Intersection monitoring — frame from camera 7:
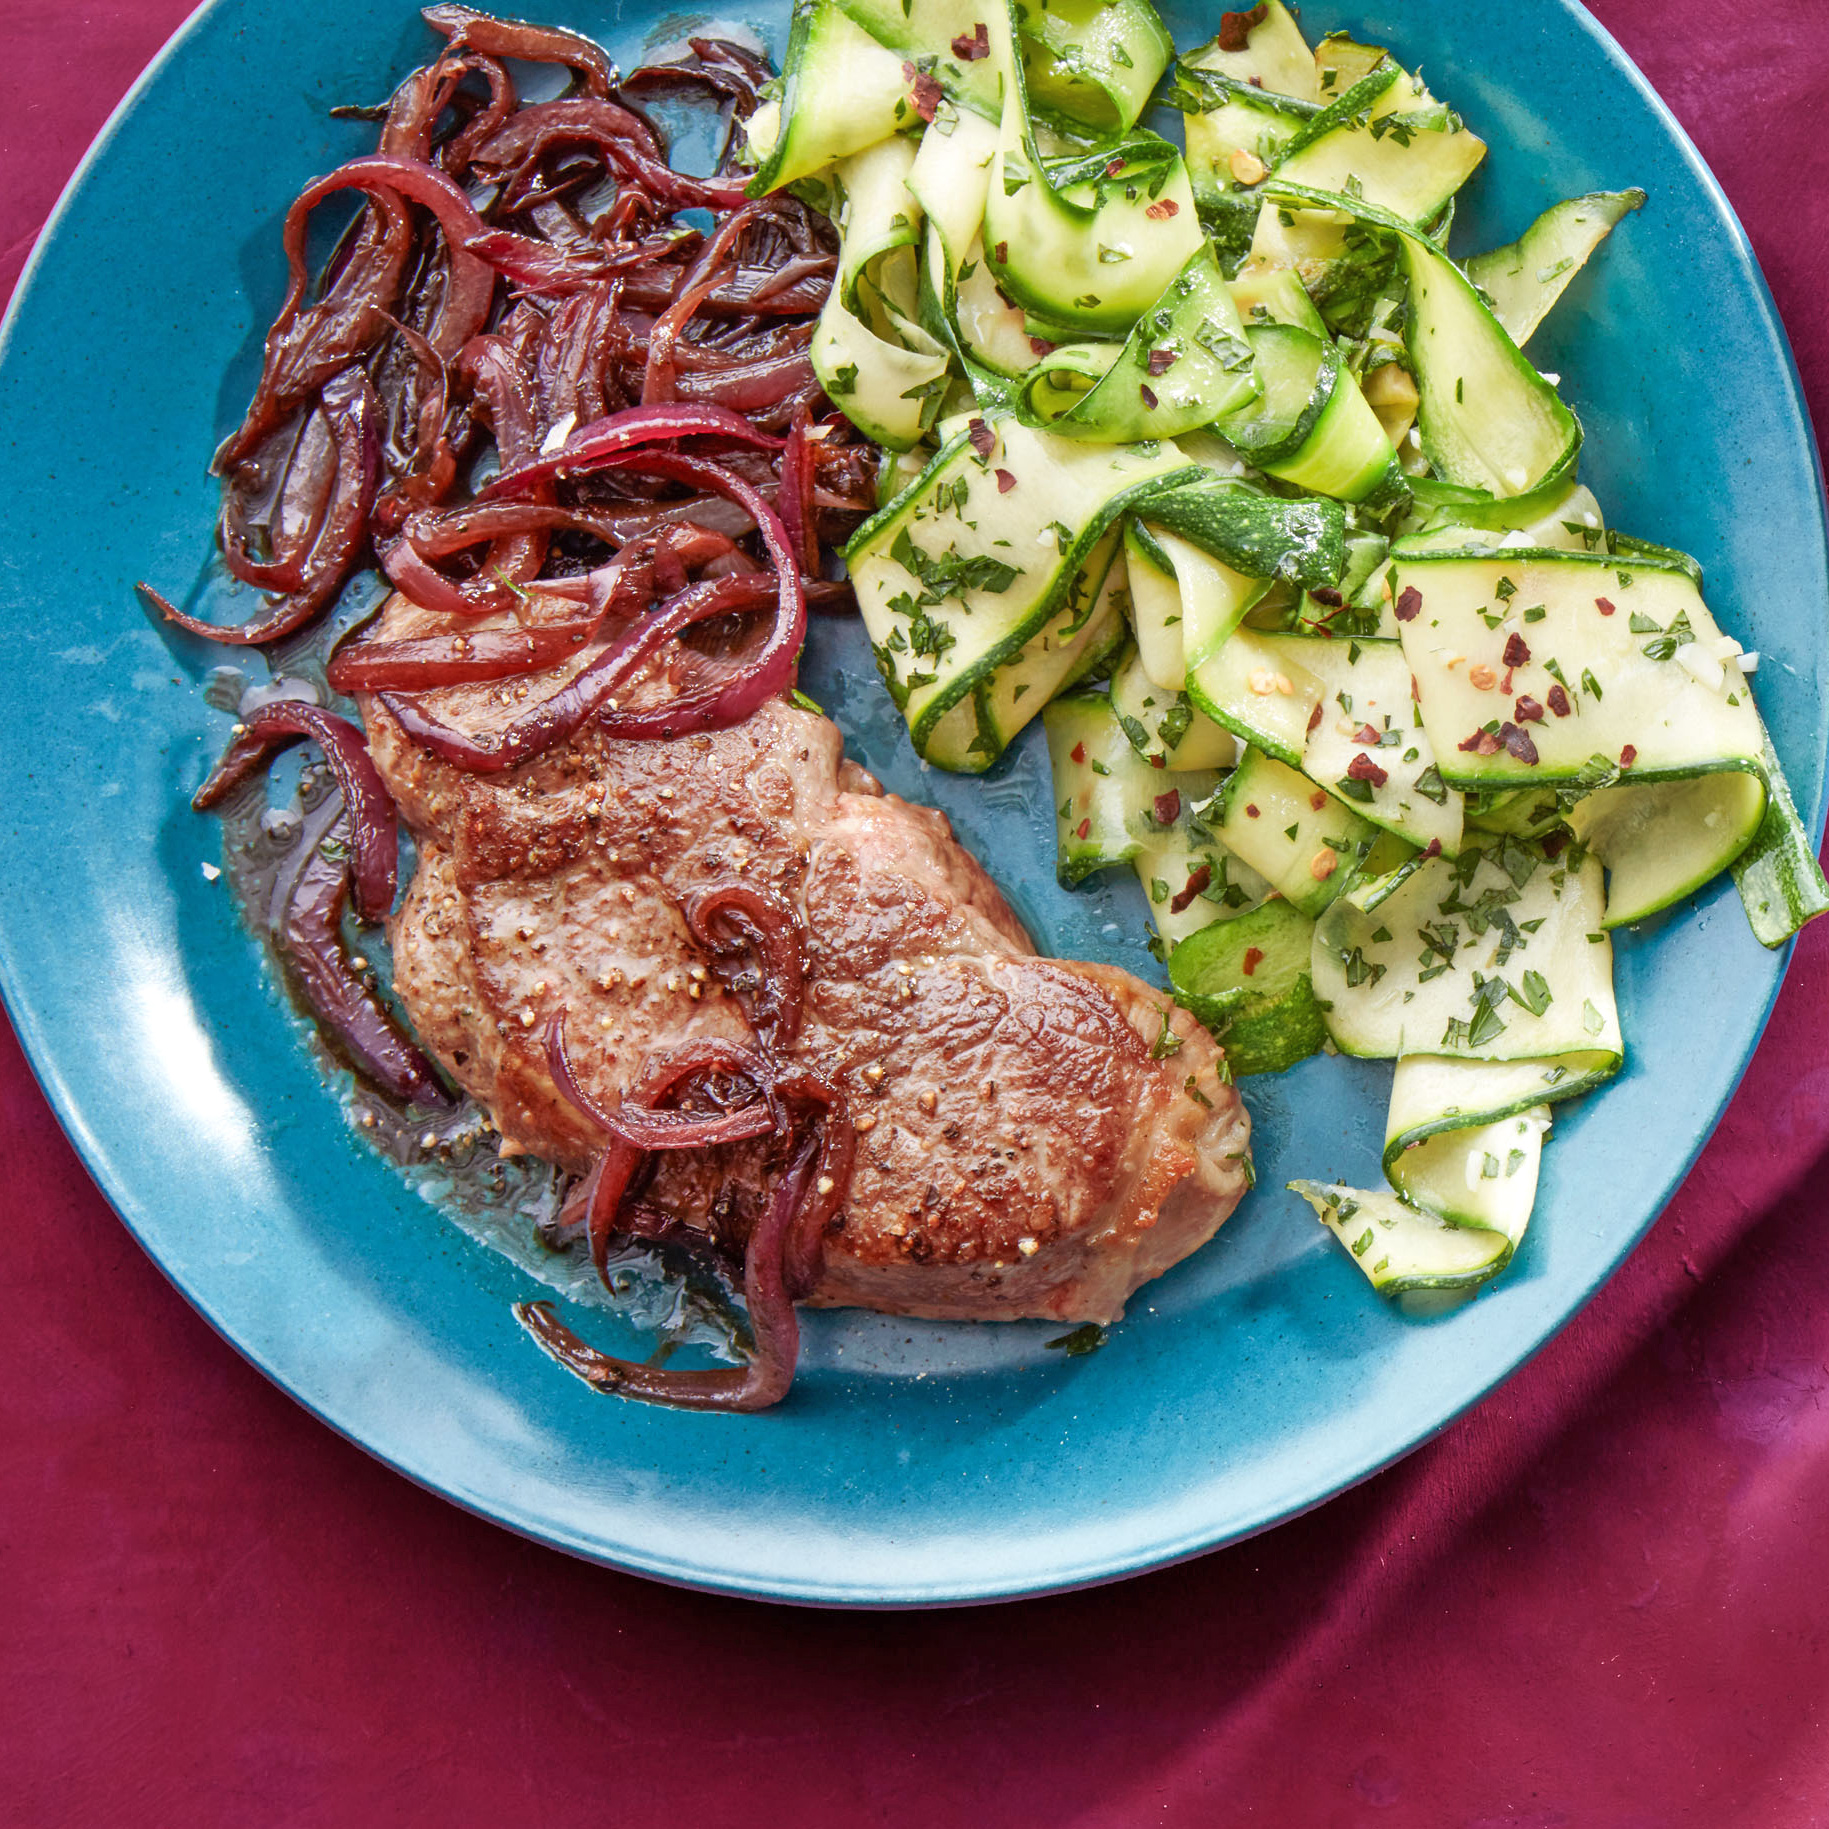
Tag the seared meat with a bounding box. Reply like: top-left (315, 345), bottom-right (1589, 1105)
top-left (363, 590), bottom-right (1250, 1323)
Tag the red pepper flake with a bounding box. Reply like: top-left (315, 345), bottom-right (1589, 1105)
top-left (1169, 864), bottom-right (1212, 915)
top-left (966, 417), bottom-right (995, 458)
top-left (1422, 838), bottom-right (1443, 859)
top-left (1241, 946), bottom-right (1265, 977)
top-left (950, 22), bottom-right (990, 60)
top-left (1311, 586), bottom-right (1344, 608)
top-left (1620, 744), bottom-right (1638, 767)
top-left (1500, 721), bottom-right (1540, 765)
top-left (1346, 752), bottom-right (1389, 788)
top-left (1150, 755), bottom-right (1167, 769)
top-left (1154, 789), bottom-right (1181, 826)
top-left (1070, 741), bottom-right (1086, 764)
top-left (1352, 723), bottom-right (1381, 745)
top-left (1500, 667), bottom-right (1515, 696)
top-left (1309, 790), bottom-right (1328, 811)
top-left (1502, 632), bottom-right (1531, 668)
top-left (1139, 383), bottom-right (1159, 411)
top-left (1545, 682), bottom-right (1571, 718)
top-left (995, 468), bottom-right (1016, 494)
top-left (1458, 729), bottom-right (1503, 756)
top-left (993, 241), bottom-right (1008, 264)
top-left (902, 63), bottom-right (944, 122)
top-left (1596, 596), bottom-right (1616, 617)
top-left (1306, 702), bottom-right (1324, 735)
top-left (1144, 198), bottom-right (1180, 221)
top-left (1146, 348), bottom-right (1179, 377)
top-left (1541, 829), bottom-right (1568, 859)
top-left (1029, 335), bottom-right (1056, 357)
top-left (1245, 803), bottom-right (1260, 818)
top-left (1106, 157), bottom-right (1127, 177)
top-left (1075, 818), bottom-right (1091, 840)
top-left (1514, 695), bottom-right (1545, 723)
top-left (1216, 3), bottom-right (1268, 51)
top-left (1395, 585), bottom-right (1423, 623)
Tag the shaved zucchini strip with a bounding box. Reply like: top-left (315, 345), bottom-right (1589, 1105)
top-left (1187, 629), bottom-right (1324, 765)
top-left (835, 0), bottom-right (1004, 119)
top-left (1386, 1051), bottom-right (1617, 1145)
top-left (1182, 0), bottom-right (1318, 102)
top-left (921, 530), bottom-right (1131, 770)
top-left (1020, 247), bottom-right (1260, 443)
top-left (1214, 323), bottom-right (1406, 509)
top-left (744, 4), bottom-right (913, 196)
top-left (1388, 1106), bottom-right (1548, 1245)
top-left (1292, 1181), bottom-right (1511, 1295)
top-left (850, 414), bottom-right (1194, 765)
top-left (1267, 180), bottom-right (1581, 497)
top-left (1171, 895), bottom-right (1328, 1077)
top-left (1731, 724), bottom-right (1829, 948)
top-left (1108, 639), bottom-right (1236, 770)
top-left (907, 110), bottom-right (999, 278)
top-left (1385, 1055), bottom-right (1574, 1240)
top-left (1125, 520), bottom-right (1267, 686)
top-left (1043, 689), bottom-right (1219, 882)
top-left (1272, 60), bottom-right (1485, 230)
top-left (1205, 746), bottom-right (1380, 918)
top-left (1312, 841), bottom-right (1621, 1063)
top-left (1017, 0), bottom-right (1174, 137)
top-left (1567, 769), bottom-right (1767, 928)
top-left (1132, 467), bottom-right (1346, 589)
top-left (811, 141), bottom-right (952, 449)
top-left (1466, 190), bottom-right (1646, 348)
top-left (1295, 636), bottom-right (1462, 856)
top-left (1390, 548), bottom-right (1764, 790)
top-left (981, 2), bottom-right (1202, 338)
top-left (1133, 797), bottom-right (1256, 951)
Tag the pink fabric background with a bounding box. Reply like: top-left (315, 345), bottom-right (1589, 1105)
top-left (4, 2), bottom-right (1829, 1822)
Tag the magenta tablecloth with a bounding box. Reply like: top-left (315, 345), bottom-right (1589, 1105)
top-left (5, 3), bottom-right (1829, 1822)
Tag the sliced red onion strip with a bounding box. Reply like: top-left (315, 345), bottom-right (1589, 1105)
top-left (771, 1070), bottom-right (853, 1300)
top-left (191, 702), bottom-right (399, 923)
top-left (149, 367), bottom-right (379, 646)
top-left (278, 842), bottom-right (450, 1108)
top-left (327, 617), bottom-right (604, 691)
top-left (469, 96), bottom-right (669, 182)
top-left (585, 449), bottom-right (806, 731)
top-left (673, 350), bottom-right (817, 412)
top-left (479, 401), bottom-right (782, 500)
top-left (544, 1015), bottom-right (778, 1152)
top-left (378, 572), bottom-right (777, 769)
top-left (776, 406), bottom-right (816, 576)
top-left (642, 202), bottom-right (766, 404)
top-left (423, 4), bottom-right (632, 115)
top-left (683, 881), bottom-right (807, 1054)
top-left (514, 1127), bottom-right (816, 1411)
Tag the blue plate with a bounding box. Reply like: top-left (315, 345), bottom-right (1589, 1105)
top-left (0, 0), bottom-right (1822, 1606)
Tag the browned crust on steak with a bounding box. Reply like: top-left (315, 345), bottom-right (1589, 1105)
top-left (361, 591), bottom-right (1249, 1323)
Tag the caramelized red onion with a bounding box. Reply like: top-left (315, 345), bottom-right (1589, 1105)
top-left (683, 882), bottom-right (807, 1053)
top-left (515, 1126), bottom-right (815, 1411)
top-left (544, 1017), bottom-right (779, 1155)
top-left (378, 570), bottom-right (778, 767)
top-left (148, 367), bottom-right (380, 645)
top-left (277, 835), bottom-right (451, 1108)
top-left (328, 617), bottom-right (602, 691)
top-left (423, 2), bottom-right (630, 109)
top-left (479, 401), bottom-right (782, 499)
top-left (526, 868), bottom-right (848, 1410)
top-left (191, 702), bottom-right (400, 923)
